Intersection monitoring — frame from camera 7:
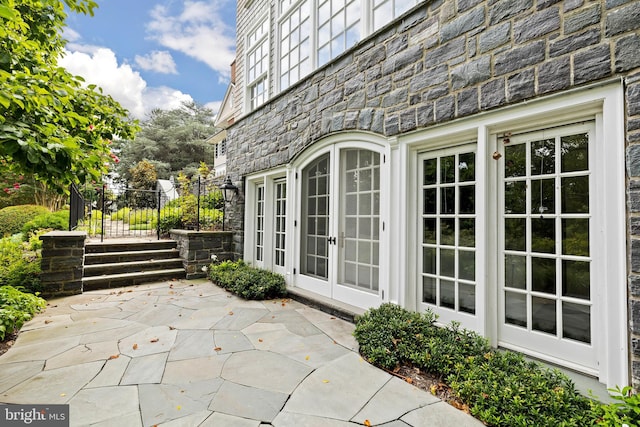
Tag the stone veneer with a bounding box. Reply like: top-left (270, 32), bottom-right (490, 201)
top-left (227, 0), bottom-right (640, 384)
top-left (170, 230), bottom-right (235, 279)
top-left (39, 231), bottom-right (86, 298)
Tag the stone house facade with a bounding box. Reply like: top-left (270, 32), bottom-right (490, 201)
top-left (222, 0), bottom-right (640, 389)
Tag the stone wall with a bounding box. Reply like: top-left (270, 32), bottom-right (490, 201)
top-left (227, 0), bottom-right (640, 385)
top-left (228, 0), bottom-right (640, 179)
top-left (170, 230), bottom-right (235, 279)
top-left (39, 231), bottom-right (86, 298)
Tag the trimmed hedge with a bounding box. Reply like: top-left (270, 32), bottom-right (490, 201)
top-left (354, 303), bottom-right (602, 426)
top-left (0, 205), bottom-right (50, 237)
top-left (208, 260), bottom-right (286, 300)
top-left (21, 210), bottom-right (69, 237)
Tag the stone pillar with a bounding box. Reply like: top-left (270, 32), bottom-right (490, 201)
top-left (39, 231), bottom-right (86, 298)
top-left (169, 230), bottom-right (234, 279)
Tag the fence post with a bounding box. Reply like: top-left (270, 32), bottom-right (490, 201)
top-left (197, 175), bottom-right (201, 232)
top-left (157, 189), bottom-right (161, 240)
top-left (101, 184), bottom-right (105, 243)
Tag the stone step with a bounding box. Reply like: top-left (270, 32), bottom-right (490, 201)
top-left (82, 269), bottom-right (186, 291)
top-left (83, 259), bottom-right (184, 277)
top-left (84, 249), bottom-right (180, 265)
top-left (85, 240), bottom-right (177, 254)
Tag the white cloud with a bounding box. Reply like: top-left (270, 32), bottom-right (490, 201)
top-left (204, 101), bottom-right (222, 117)
top-left (147, 1), bottom-right (235, 83)
top-left (134, 50), bottom-right (178, 74)
top-left (59, 47), bottom-right (193, 119)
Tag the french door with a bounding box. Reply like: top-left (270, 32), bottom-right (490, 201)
top-left (297, 146), bottom-right (383, 309)
top-left (417, 145), bottom-right (479, 330)
top-left (498, 122), bottom-right (596, 373)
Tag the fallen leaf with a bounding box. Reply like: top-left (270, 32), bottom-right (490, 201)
top-left (305, 356), bottom-right (310, 360)
top-left (214, 347), bottom-right (222, 352)
top-left (364, 420), bottom-right (372, 427)
top-left (405, 377), bottom-right (413, 384)
top-left (228, 311), bottom-right (234, 315)
top-left (44, 320), bottom-right (52, 324)
top-left (150, 338), bottom-right (159, 343)
top-left (176, 405), bottom-right (181, 410)
top-left (108, 354), bottom-right (120, 360)
top-left (169, 326), bottom-right (176, 330)
top-left (60, 393), bottom-right (66, 397)
top-left (330, 317), bottom-right (336, 320)
top-left (430, 384), bottom-right (437, 395)
top-left (133, 343), bottom-right (138, 350)
top-left (258, 339), bottom-right (263, 342)
top-left (322, 379), bottom-right (330, 383)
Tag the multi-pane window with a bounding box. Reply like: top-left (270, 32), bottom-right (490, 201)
top-left (341, 149), bottom-right (380, 292)
top-left (247, 18), bottom-right (269, 110)
top-left (279, 1), bottom-right (311, 90)
top-left (256, 185), bottom-right (265, 262)
top-left (420, 149), bottom-right (477, 314)
top-left (502, 129), bottom-right (592, 344)
top-left (317, 0), bottom-right (361, 66)
top-left (372, 0), bottom-right (418, 31)
top-left (274, 181), bottom-right (287, 267)
top-left (301, 154), bottom-right (330, 279)
top-left (215, 139), bottom-right (227, 159)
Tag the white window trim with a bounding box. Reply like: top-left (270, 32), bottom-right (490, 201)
top-left (245, 13), bottom-right (271, 112)
top-left (398, 81), bottom-right (626, 388)
top-left (244, 169), bottom-right (292, 281)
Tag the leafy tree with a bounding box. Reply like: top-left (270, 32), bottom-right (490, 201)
top-left (127, 160), bottom-right (157, 208)
top-left (0, 0), bottom-right (138, 193)
top-left (114, 102), bottom-right (216, 182)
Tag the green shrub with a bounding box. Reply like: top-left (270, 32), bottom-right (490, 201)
top-left (21, 210), bottom-right (70, 237)
top-left (208, 260), bottom-right (287, 300)
top-left (354, 303), bottom-right (490, 374)
top-left (0, 236), bottom-right (42, 294)
top-left (354, 303), bottom-right (601, 427)
top-left (127, 209), bottom-right (155, 225)
top-left (0, 285), bottom-right (46, 340)
top-left (110, 207), bottom-right (130, 221)
top-left (596, 386), bottom-right (640, 426)
top-left (0, 205), bottom-right (50, 237)
top-left (447, 350), bottom-right (597, 426)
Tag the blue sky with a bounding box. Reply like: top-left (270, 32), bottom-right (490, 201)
top-left (60, 0), bottom-right (237, 119)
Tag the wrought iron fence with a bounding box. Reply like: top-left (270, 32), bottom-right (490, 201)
top-left (69, 176), bottom-right (225, 241)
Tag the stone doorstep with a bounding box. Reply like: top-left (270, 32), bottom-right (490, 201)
top-left (286, 287), bottom-right (366, 323)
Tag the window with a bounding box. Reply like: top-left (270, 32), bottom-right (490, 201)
top-left (419, 147), bottom-right (477, 315)
top-left (317, 0), bottom-right (361, 66)
top-left (500, 125), bottom-right (593, 345)
top-left (215, 139), bottom-right (227, 159)
top-left (279, 1), bottom-right (311, 90)
top-left (274, 180), bottom-right (287, 267)
top-left (372, 0), bottom-right (418, 31)
top-left (256, 185), bottom-right (265, 262)
top-left (276, 0), bottom-right (418, 90)
top-left (247, 18), bottom-right (269, 110)
top-left (244, 175), bottom-right (289, 275)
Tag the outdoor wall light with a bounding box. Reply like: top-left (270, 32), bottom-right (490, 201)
top-left (220, 176), bottom-right (239, 231)
top-left (220, 176), bottom-right (239, 203)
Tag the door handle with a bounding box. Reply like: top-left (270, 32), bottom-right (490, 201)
top-left (327, 236), bottom-right (336, 245)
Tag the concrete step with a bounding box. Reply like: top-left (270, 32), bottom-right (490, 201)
top-left (82, 269), bottom-right (186, 291)
top-left (85, 240), bottom-right (177, 254)
top-left (84, 249), bottom-right (180, 265)
top-left (83, 259), bottom-right (185, 277)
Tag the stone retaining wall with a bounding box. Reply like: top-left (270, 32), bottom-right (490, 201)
top-left (39, 231), bottom-right (86, 298)
top-left (169, 230), bottom-right (235, 279)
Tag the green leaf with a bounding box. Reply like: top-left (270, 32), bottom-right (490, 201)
top-left (0, 4), bottom-right (17, 20)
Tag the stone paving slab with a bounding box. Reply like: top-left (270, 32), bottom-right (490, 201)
top-left (0, 279), bottom-right (484, 427)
